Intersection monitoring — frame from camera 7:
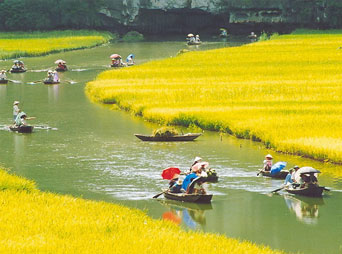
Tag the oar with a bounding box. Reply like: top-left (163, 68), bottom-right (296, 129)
top-left (257, 169), bottom-right (263, 176)
top-left (271, 186), bottom-right (285, 193)
top-left (27, 80), bottom-right (42, 85)
top-left (8, 79), bottom-right (21, 84)
top-left (323, 187), bottom-right (330, 191)
top-left (153, 191), bottom-right (167, 199)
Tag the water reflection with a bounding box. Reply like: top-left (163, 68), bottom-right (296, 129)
top-left (47, 84), bottom-right (59, 103)
top-left (159, 199), bottom-right (212, 229)
top-left (0, 84), bottom-right (7, 97)
top-left (284, 195), bottom-right (324, 225)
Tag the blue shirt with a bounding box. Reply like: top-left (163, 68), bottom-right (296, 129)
top-left (284, 173), bottom-right (293, 185)
top-left (182, 173), bottom-right (197, 191)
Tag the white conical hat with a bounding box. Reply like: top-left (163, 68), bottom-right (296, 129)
top-left (265, 154), bottom-right (273, 159)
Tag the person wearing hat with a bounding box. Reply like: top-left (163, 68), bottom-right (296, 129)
top-left (170, 179), bottom-right (183, 193)
top-left (13, 101), bottom-right (20, 122)
top-left (195, 34), bottom-right (201, 43)
top-left (189, 156), bottom-right (202, 173)
top-left (0, 70), bottom-right (6, 80)
top-left (46, 70), bottom-right (54, 82)
top-left (291, 165), bottom-right (300, 183)
top-left (15, 111), bottom-right (27, 127)
top-left (284, 168), bottom-right (294, 186)
top-left (263, 154), bottom-right (273, 171)
top-left (53, 71), bottom-right (60, 83)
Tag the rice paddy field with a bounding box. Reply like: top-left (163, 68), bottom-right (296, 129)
top-left (0, 30), bottom-right (114, 59)
top-left (86, 30), bottom-right (342, 173)
top-left (0, 168), bottom-right (283, 254)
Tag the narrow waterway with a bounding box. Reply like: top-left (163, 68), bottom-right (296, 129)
top-left (0, 39), bottom-right (342, 254)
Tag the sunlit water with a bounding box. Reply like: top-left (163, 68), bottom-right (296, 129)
top-left (0, 39), bottom-right (342, 254)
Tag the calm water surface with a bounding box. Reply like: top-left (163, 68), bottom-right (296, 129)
top-left (0, 39), bottom-right (342, 254)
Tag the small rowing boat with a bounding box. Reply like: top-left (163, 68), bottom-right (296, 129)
top-left (135, 133), bottom-right (201, 142)
top-left (258, 170), bottom-right (288, 179)
top-left (187, 41), bottom-right (202, 45)
top-left (10, 68), bottom-right (26, 73)
top-left (55, 67), bottom-right (67, 72)
top-left (0, 79), bottom-right (8, 84)
top-left (163, 176), bottom-right (213, 203)
top-left (44, 80), bottom-right (60, 85)
top-left (163, 192), bottom-right (212, 203)
top-left (9, 125), bottom-right (34, 133)
top-left (285, 184), bottom-right (326, 197)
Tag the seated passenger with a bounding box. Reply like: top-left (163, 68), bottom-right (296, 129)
top-left (15, 112), bottom-right (27, 127)
top-left (126, 54), bottom-right (135, 66)
top-left (263, 154), bottom-right (273, 171)
top-left (195, 35), bottom-right (201, 43)
top-left (46, 70), bottom-right (54, 82)
top-left (53, 71), bottom-right (60, 83)
top-left (11, 63), bottom-right (19, 70)
top-left (0, 70), bottom-right (6, 80)
top-left (170, 179), bottom-right (183, 193)
top-left (182, 171), bottom-right (198, 192)
top-left (284, 168), bottom-right (294, 186)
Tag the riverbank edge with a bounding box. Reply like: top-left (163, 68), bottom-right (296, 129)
top-left (0, 30), bottom-right (115, 60)
top-left (0, 167), bottom-right (284, 253)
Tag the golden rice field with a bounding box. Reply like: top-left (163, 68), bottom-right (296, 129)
top-left (0, 30), bottom-right (113, 59)
top-left (86, 30), bottom-right (342, 177)
top-left (0, 168), bottom-right (283, 254)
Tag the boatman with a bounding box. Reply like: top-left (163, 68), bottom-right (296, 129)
top-left (0, 70), bottom-right (6, 80)
top-left (13, 101), bottom-right (20, 123)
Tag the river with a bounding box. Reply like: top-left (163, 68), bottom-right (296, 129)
top-left (0, 38), bottom-right (342, 254)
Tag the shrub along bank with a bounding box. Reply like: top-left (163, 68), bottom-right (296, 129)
top-left (86, 30), bottom-right (342, 170)
top-left (0, 168), bottom-right (284, 254)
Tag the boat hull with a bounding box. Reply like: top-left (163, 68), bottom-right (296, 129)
top-left (55, 68), bottom-right (67, 72)
top-left (9, 125), bottom-right (34, 133)
top-left (135, 133), bottom-right (201, 142)
top-left (10, 69), bottom-right (26, 73)
top-left (285, 185), bottom-right (325, 197)
top-left (0, 79), bottom-right (8, 84)
top-left (260, 170), bottom-right (288, 179)
top-left (187, 42), bottom-right (202, 45)
top-left (164, 192), bottom-right (212, 203)
top-left (44, 81), bottom-right (60, 85)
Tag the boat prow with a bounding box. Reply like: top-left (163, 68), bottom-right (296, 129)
top-left (134, 133), bottom-right (201, 142)
top-left (0, 79), bottom-right (8, 84)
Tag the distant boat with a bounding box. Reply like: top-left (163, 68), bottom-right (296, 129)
top-left (258, 170), bottom-right (289, 179)
top-left (135, 133), bottom-right (201, 142)
top-left (44, 80), bottom-right (60, 85)
top-left (9, 125), bottom-right (34, 133)
top-left (187, 41), bottom-right (202, 45)
top-left (10, 68), bottom-right (26, 73)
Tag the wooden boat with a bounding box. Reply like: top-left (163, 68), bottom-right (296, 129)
top-left (187, 41), bottom-right (202, 45)
top-left (55, 67), bottom-right (67, 72)
top-left (203, 174), bottom-right (218, 183)
top-left (163, 192), bottom-right (212, 203)
top-left (9, 125), bottom-right (34, 133)
top-left (164, 176), bottom-right (213, 203)
top-left (44, 80), bottom-right (60, 85)
top-left (10, 68), bottom-right (26, 73)
top-left (0, 79), bottom-right (8, 84)
top-left (285, 184), bottom-right (326, 197)
top-left (135, 133), bottom-right (201, 142)
top-left (258, 170), bottom-right (289, 179)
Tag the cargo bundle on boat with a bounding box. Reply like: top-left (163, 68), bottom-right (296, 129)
top-left (135, 127), bottom-right (201, 142)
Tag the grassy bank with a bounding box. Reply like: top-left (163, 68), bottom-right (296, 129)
top-left (86, 30), bottom-right (342, 169)
top-left (0, 168), bottom-right (283, 254)
top-left (0, 30), bottom-right (114, 59)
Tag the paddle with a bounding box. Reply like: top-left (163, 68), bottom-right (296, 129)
top-left (271, 186), bottom-right (285, 193)
top-left (153, 190), bottom-right (167, 199)
top-left (27, 80), bottom-right (42, 85)
top-left (8, 79), bottom-right (21, 84)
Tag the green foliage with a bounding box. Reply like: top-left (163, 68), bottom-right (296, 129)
top-left (258, 32), bottom-right (270, 42)
top-left (0, 0), bottom-right (105, 31)
top-left (122, 31), bottom-right (144, 42)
